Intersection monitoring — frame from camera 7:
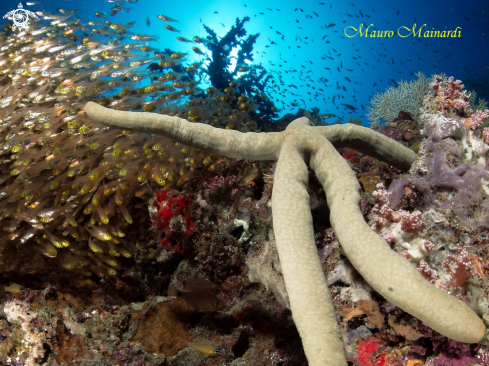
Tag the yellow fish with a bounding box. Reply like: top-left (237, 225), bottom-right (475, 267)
top-left (4, 283), bottom-right (26, 295)
top-left (184, 340), bottom-right (223, 356)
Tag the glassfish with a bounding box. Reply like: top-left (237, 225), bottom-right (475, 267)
top-left (157, 14), bottom-right (178, 22)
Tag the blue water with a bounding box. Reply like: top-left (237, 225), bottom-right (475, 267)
top-left (1, 0), bottom-right (487, 126)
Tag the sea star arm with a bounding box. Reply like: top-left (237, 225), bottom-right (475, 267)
top-left (317, 124), bottom-right (417, 171)
top-left (84, 102), bottom-right (282, 160)
top-left (310, 128), bottom-right (486, 344)
top-left (272, 127), bottom-right (348, 366)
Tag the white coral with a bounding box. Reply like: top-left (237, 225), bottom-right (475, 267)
top-left (367, 72), bottom-right (431, 125)
top-left (4, 300), bottom-right (45, 366)
top-left (246, 230), bottom-right (289, 308)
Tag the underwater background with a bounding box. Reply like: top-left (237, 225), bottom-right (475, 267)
top-left (1, 0), bottom-right (487, 126)
top-left (0, 0), bottom-right (489, 365)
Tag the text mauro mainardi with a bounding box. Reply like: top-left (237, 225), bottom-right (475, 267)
top-left (345, 23), bottom-right (462, 38)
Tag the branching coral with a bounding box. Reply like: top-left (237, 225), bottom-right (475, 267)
top-left (367, 72), bottom-right (431, 125)
top-left (202, 17), bottom-right (278, 126)
top-left (203, 17), bottom-right (258, 91)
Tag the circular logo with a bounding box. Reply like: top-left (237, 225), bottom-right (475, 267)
top-left (11, 8), bottom-right (29, 29)
top-left (3, 3), bottom-right (38, 31)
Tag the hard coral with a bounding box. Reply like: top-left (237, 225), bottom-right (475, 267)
top-left (131, 298), bottom-right (189, 356)
top-left (53, 321), bottom-right (92, 364)
top-left (3, 299), bottom-right (55, 366)
top-left (246, 229), bottom-right (289, 308)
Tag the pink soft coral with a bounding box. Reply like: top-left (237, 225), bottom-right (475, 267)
top-left (380, 229), bottom-right (396, 245)
top-left (371, 184), bottom-right (425, 234)
top-left (395, 209), bottom-right (425, 233)
top-left (371, 183), bottom-right (395, 230)
top-left (430, 75), bottom-right (472, 114)
top-left (466, 109), bottom-right (489, 130)
top-left (417, 260), bottom-right (437, 283)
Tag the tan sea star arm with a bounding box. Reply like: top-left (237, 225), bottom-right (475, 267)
top-left (309, 127), bottom-right (486, 344)
top-left (316, 123), bottom-right (417, 171)
top-left (272, 125), bottom-right (347, 365)
top-left (84, 102), bottom-right (282, 160)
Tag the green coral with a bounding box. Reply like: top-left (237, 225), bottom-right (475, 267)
top-left (347, 117), bottom-right (362, 126)
top-left (468, 90), bottom-right (488, 112)
top-left (367, 72), bottom-right (431, 125)
top-left (304, 107), bottom-right (322, 126)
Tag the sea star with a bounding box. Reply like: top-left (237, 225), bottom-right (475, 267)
top-left (84, 102), bottom-right (485, 366)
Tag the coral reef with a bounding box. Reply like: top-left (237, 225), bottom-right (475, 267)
top-left (367, 72), bottom-right (431, 125)
top-left (85, 83), bottom-right (486, 366)
top-left (202, 17), bottom-right (279, 126)
top-left (0, 1), bottom-right (279, 283)
top-left (0, 1), bottom-right (489, 363)
top-left (0, 9), bottom-right (215, 279)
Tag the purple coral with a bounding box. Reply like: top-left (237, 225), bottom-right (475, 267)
top-left (431, 339), bottom-right (480, 365)
top-left (422, 123), bottom-right (489, 230)
top-left (388, 117), bottom-right (489, 230)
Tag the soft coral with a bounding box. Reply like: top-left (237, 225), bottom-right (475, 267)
top-left (150, 189), bottom-right (196, 253)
